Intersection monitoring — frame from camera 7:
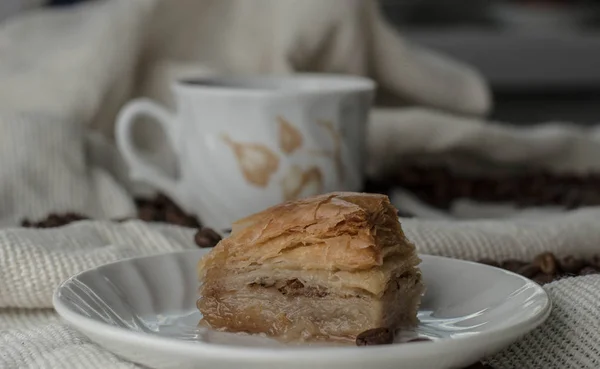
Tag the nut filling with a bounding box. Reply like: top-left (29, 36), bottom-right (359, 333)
top-left (248, 279), bottom-right (330, 298)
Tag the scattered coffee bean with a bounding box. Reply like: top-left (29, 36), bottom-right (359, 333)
top-left (372, 164), bottom-right (600, 210)
top-left (134, 193), bottom-right (200, 227)
top-left (534, 252), bottom-right (558, 275)
top-left (356, 327), bottom-right (394, 346)
top-left (580, 266), bottom-right (600, 276)
top-left (165, 210), bottom-right (198, 228)
top-left (559, 256), bottom-right (586, 275)
top-left (154, 193), bottom-right (171, 207)
top-left (21, 212), bottom-right (89, 228)
top-left (194, 227), bottom-right (222, 248)
top-left (137, 205), bottom-right (160, 222)
top-left (21, 194), bottom-right (202, 228)
top-left (480, 253), bottom-right (600, 284)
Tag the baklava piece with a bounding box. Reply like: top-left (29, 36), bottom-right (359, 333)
top-left (197, 192), bottom-right (424, 342)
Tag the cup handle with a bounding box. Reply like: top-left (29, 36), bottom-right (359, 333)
top-left (116, 98), bottom-right (180, 198)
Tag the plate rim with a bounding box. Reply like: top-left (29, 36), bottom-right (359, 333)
top-left (53, 250), bottom-right (552, 361)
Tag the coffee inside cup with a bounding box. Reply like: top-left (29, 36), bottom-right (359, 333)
top-left (181, 78), bottom-right (280, 90)
top-left (179, 75), bottom-right (375, 93)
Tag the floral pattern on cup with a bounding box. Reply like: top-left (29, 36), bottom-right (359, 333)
top-left (223, 116), bottom-right (343, 201)
top-left (221, 134), bottom-right (279, 188)
top-left (277, 116), bottom-right (303, 155)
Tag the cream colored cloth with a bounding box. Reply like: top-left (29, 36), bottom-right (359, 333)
top-left (1, 218), bottom-right (600, 369)
top-left (1, 1), bottom-right (600, 368)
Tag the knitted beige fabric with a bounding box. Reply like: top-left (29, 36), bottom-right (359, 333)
top-left (1, 218), bottom-right (600, 369)
top-left (1, 1), bottom-right (600, 369)
top-left (489, 275), bottom-right (600, 369)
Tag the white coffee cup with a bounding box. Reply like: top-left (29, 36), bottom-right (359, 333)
top-left (116, 74), bottom-right (375, 230)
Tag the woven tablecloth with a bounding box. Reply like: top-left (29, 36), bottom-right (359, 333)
top-left (2, 1), bottom-right (600, 368)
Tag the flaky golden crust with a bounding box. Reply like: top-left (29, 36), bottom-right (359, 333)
top-left (197, 192), bottom-right (423, 341)
top-left (199, 192), bottom-right (414, 276)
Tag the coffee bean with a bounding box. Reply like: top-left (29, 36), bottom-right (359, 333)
top-left (154, 193), bottom-right (171, 209)
top-left (559, 256), bottom-right (585, 274)
top-left (580, 266), bottom-right (600, 276)
top-left (164, 207), bottom-right (184, 222)
top-left (194, 228), bottom-right (222, 248)
top-left (165, 210), bottom-right (200, 228)
top-left (356, 328), bottom-right (394, 346)
top-left (534, 252), bottom-right (558, 275)
top-left (137, 206), bottom-right (159, 222)
top-left (134, 193), bottom-right (200, 227)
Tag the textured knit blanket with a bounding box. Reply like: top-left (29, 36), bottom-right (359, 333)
top-left (1, 1), bottom-right (600, 368)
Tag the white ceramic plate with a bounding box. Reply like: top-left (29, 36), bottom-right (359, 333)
top-left (53, 249), bottom-right (551, 369)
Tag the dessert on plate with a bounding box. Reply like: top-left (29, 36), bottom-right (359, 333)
top-left (197, 192), bottom-right (424, 342)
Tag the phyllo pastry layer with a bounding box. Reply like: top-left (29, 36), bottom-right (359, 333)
top-left (197, 192), bottom-right (424, 342)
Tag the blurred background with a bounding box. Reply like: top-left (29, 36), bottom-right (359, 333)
top-left (3, 0), bottom-right (600, 125)
top-left (381, 0), bottom-right (600, 125)
top-left (3, 0), bottom-right (600, 221)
